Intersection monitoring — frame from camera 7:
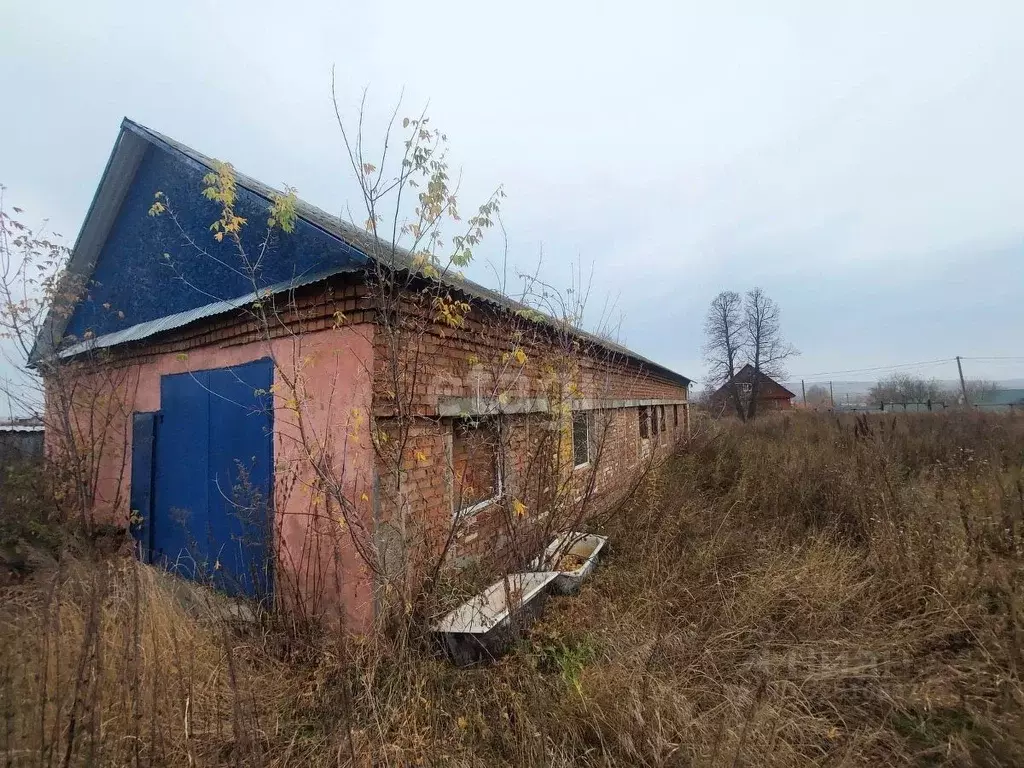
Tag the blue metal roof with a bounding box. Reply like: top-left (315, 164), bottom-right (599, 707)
top-left (43, 119), bottom-right (691, 387)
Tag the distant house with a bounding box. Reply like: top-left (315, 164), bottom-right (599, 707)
top-left (709, 364), bottom-right (796, 415)
top-left (974, 389), bottom-right (1024, 412)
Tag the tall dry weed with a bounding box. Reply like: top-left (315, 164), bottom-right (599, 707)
top-left (2, 411), bottom-right (1022, 766)
top-left (0, 557), bottom-right (294, 766)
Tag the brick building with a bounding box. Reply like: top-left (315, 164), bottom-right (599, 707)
top-left (38, 119), bottom-right (690, 627)
top-left (709, 363), bottom-right (795, 414)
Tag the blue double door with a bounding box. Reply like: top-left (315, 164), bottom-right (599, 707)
top-left (131, 358), bottom-right (274, 600)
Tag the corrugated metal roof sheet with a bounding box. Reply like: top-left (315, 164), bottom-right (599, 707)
top-left (54, 119), bottom-right (691, 386)
top-left (0, 425), bottom-right (45, 433)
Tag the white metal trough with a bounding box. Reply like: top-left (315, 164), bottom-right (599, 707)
top-left (533, 531), bottom-right (609, 595)
top-left (433, 571), bottom-right (560, 665)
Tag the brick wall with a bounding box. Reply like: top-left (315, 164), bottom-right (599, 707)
top-left (367, 283), bottom-right (689, 579)
top-left (54, 271), bottom-right (689, 621)
top-left (369, 288), bottom-right (685, 418)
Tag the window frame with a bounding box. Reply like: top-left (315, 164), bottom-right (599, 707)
top-left (571, 410), bottom-right (591, 469)
top-left (451, 417), bottom-right (504, 519)
top-left (639, 406), bottom-right (650, 439)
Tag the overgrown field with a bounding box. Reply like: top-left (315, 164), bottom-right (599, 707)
top-left (2, 412), bottom-right (1023, 766)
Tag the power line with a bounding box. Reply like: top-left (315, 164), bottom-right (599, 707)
top-left (958, 358), bottom-right (1024, 364)
top-left (788, 358), bottom-right (954, 380)
top-left (957, 359), bottom-right (1024, 368)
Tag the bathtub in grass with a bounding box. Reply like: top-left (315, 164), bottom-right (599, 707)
top-left (433, 571), bottom-right (560, 665)
top-left (532, 532), bottom-right (609, 595)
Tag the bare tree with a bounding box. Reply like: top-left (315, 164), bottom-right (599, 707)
top-left (950, 379), bottom-right (998, 406)
top-left (868, 374), bottom-right (943, 405)
top-left (702, 291), bottom-right (746, 419)
top-left (868, 374), bottom-right (997, 407)
top-left (804, 384), bottom-right (830, 408)
top-left (702, 287), bottom-right (797, 421)
top-left (0, 187), bottom-right (139, 530)
top-left (743, 287), bottom-right (797, 420)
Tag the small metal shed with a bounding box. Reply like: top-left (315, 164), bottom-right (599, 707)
top-left (0, 422), bottom-right (44, 462)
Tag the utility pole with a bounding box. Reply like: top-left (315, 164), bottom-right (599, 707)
top-left (829, 381), bottom-right (835, 409)
top-left (801, 379), bottom-right (807, 407)
top-left (956, 356), bottom-right (969, 407)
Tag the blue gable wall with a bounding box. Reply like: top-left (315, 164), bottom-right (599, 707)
top-left (64, 143), bottom-right (368, 340)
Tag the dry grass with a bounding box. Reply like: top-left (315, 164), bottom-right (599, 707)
top-left (0, 557), bottom-right (296, 766)
top-left (2, 411), bottom-right (1023, 766)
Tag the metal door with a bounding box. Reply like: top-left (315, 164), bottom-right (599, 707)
top-left (132, 358), bottom-right (274, 599)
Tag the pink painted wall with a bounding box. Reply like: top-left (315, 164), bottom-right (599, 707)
top-left (66, 323), bottom-right (377, 630)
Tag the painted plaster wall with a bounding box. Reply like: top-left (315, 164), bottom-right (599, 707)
top-left (60, 323), bottom-right (377, 629)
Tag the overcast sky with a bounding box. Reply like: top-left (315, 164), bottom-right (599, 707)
top-left (3, 0), bottom-right (1024, 400)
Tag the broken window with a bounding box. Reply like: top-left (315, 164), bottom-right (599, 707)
top-left (452, 418), bottom-right (501, 515)
top-left (659, 405), bottom-right (666, 434)
top-left (652, 406), bottom-right (660, 438)
top-left (572, 411), bottom-right (590, 467)
top-left (639, 406), bottom-right (650, 439)
top-left (673, 404), bottom-right (679, 428)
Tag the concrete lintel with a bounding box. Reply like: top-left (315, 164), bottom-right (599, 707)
top-left (438, 396), bottom-right (551, 417)
top-left (573, 398), bottom-right (689, 411)
top-left (437, 395), bottom-right (687, 418)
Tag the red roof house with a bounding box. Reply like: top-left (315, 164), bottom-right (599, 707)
top-left (709, 364), bottom-right (796, 415)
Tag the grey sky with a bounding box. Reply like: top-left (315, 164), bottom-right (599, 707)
top-left (3, 0), bottom-right (1023, 397)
